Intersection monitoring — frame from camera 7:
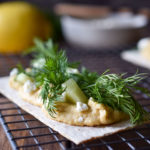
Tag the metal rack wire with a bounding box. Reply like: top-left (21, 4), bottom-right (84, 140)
top-left (0, 48), bottom-right (150, 150)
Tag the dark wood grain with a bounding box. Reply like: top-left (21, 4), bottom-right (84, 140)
top-left (0, 124), bottom-right (12, 150)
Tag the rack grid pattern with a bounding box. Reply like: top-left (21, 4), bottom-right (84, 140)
top-left (0, 49), bottom-right (150, 150)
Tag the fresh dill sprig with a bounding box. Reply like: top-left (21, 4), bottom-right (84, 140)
top-left (25, 39), bottom-right (71, 116)
top-left (24, 38), bottom-right (58, 59)
top-left (76, 70), bottom-right (149, 124)
top-left (37, 51), bottom-right (70, 116)
top-left (40, 79), bottom-right (65, 116)
top-left (16, 64), bottom-right (26, 74)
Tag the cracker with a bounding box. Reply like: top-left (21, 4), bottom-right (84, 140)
top-left (121, 50), bottom-right (150, 70)
top-left (0, 77), bottom-right (137, 144)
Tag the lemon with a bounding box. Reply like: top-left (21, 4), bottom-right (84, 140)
top-left (0, 1), bottom-right (52, 54)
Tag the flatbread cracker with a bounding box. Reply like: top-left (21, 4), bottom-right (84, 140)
top-left (0, 76), bottom-right (141, 144)
top-left (121, 50), bottom-right (150, 70)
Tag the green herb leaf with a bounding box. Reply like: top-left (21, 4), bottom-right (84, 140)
top-left (76, 71), bottom-right (149, 124)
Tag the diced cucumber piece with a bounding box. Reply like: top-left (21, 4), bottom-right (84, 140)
top-left (62, 78), bottom-right (88, 104)
top-left (16, 73), bottom-right (31, 84)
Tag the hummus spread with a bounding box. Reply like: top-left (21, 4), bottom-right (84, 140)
top-left (43, 100), bottom-right (128, 126)
top-left (9, 76), bottom-right (128, 126)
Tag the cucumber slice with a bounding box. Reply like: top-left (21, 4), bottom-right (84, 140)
top-left (62, 78), bottom-right (88, 104)
top-left (16, 73), bottom-right (31, 84)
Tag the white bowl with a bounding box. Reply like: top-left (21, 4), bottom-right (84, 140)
top-left (61, 13), bottom-right (148, 49)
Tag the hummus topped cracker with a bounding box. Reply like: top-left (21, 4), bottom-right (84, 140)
top-left (10, 75), bottom-right (128, 126)
top-left (9, 38), bottom-right (150, 127)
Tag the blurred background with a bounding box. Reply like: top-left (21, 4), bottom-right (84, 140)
top-left (0, 0), bottom-right (150, 75)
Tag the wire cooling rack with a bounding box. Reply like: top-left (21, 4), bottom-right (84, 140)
top-left (0, 48), bottom-right (150, 150)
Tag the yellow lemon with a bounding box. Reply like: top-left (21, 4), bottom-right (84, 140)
top-left (0, 1), bottom-right (52, 54)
